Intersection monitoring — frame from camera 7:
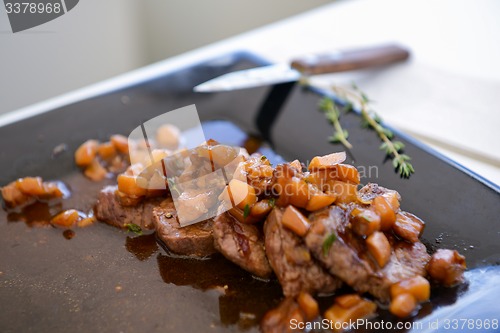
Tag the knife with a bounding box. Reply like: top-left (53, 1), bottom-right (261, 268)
top-left (194, 44), bottom-right (410, 92)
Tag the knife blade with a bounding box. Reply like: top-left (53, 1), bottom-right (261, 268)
top-left (194, 44), bottom-right (409, 92)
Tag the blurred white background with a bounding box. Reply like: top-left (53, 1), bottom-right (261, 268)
top-left (0, 0), bottom-right (330, 113)
top-left (0, 0), bottom-right (498, 184)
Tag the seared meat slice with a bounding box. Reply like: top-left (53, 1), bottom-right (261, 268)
top-left (264, 207), bottom-right (341, 297)
top-left (153, 200), bottom-right (216, 257)
top-left (94, 185), bottom-right (161, 230)
top-left (213, 212), bottom-right (272, 279)
top-left (305, 206), bottom-right (430, 302)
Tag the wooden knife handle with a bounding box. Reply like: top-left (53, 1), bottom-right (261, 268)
top-left (290, 44), bottom-right (410, 75)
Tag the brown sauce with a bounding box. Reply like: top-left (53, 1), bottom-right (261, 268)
top-left (0, 120), bottom-right (471, 332)
top-left (0, 121), bottom-right (288, 332)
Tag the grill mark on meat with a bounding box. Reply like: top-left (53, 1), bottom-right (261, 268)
top-left (213, 212), bottom-right (272, 279)
top-left (233, 221), bottom-right (250, 255)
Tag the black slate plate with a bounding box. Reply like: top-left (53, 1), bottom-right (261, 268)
top-left (0, 52), bottom-right (499, 333)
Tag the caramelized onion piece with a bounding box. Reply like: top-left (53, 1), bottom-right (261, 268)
top-left (393, 211), bottom-right (425, 243)
top-left (427, 249), bottom-right (466, 286)
top-left (1, 177), bottom-right (65, 208)
top-left (84, 159), bottom-right (107, 181)
top-left (15, 177), bottom-right (46, 196)
top-left (308, 152), bottom-right (346, 170)
top-left (220, 179), bottom-right (257, 210)
top-left (366, 231), bottom-right (391, 268)
top-left (391, 276), bottom-right (430, 302)
top-left (389, 293), bottom-right (417, 318)
top-left (350, 207), bottom-right (381, 237)
top-left (305, 191), bottom-right (336, 211)
top-left (75, 140), bottom-right (98, 167)
top-left (297, 292), bottom-right (319, 321)
top-left (282, 205), bottom-right (310, 237)
top-left (324, 294), bottom-right (376, 332)
top-left (97, 142), bottom-right (117, 160)
top-left (326, 180), bottom-right (358, 204)
top-left (250, 199), bottom-right (273, 219)
top-left (372, 196), bottom-right (396, 230)
top-left (51, 209), bottom-right (80, 228)
top-left (117, 174), bottom-right (147, 197)
top-left (110, 134), bottom-right (129, 154)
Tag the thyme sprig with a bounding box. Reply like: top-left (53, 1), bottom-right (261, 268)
top-left (329, 84), bottom-right (415, 178)
top-left (318, 97), bottom-right (353, 149)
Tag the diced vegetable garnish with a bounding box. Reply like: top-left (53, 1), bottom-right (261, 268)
top-left (97, 142), bottom-right (117, 160)
top-left (333, 164), bottom-right (360, 184)
top-left (77, 216), bottom-right (96, 228)
top-left (117, 174), bottom-right (147, 197)
top-left (326, 180), bottom-right (358, 204)
top-left (297, 292), bottom-right (319, 320)
top-left (372, 196), bottom-right (396, 230)
top-left (350, 207), bottom-right (381, 237)
top-left (0, 177), bottom-right (65, 208)
top-left (324, 294), bottom-right (376, 332)
top-left (84, 159), bottom-right (107, 181)
top-left (390, 276), bottom-right (430, 302)
top-left (382, 191), bottom-right (400, 211)
top-left (74, 140), bottom-right (98, 167)
top-left (282, 205), bottom-right (310, 237)
top-left (226, 179), bottom-right (257, 210)
top-left (389, 293), bottom-right (417, 318)
top-left (393, 211), bottom-right (425, 243)
top-left (110, 134), bottom-right (129, 154)
top-left (426, 249), bottom-right (466, 286)
top-left (156, 124), bottom-right (180, 150)
top-left (308, 152), bottom-right (346, 170)
top-left (366, 231), bottom-right (391, 267)
top-left (289, 159), bottom-right (303, 171)
top-left (51, 209), bottom-right (81, 228)
top-left (228, 207), bottom-right (259, 224)
top-left (305, 191), bottom-right (336, 211)
top-left (250, 199), bottom-right (274, 219)
top-left (287, 178), bottom-right (310, 208)
top-left (15, 177), bottom-right (46, 196)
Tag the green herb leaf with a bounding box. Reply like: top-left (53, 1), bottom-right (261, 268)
top-left (125, 223), bottom-right (142, 235)
top-left (392, 141), bottom-right (405, 152)
top-left (381, 127), bottom-right (394, 139)
top-left (167, 179), bottom-right (181, 196)
top-left (373, 113), bottom-right (383, 124)
top-left (243, 204), bottom-right (251, 219)
top-left (361, 92), bottom-right (370, 103)
top-left (318, 97), bottom-right (333, 112)
top-left (319, 97), bottom-right (353, 150)
top-left (260, 155), bottom-right (267, 161)
top-left (379, 142), bottom-right (391, 154)
top-left (323, 84), bottom-right (415, 178)
top-left (269, 197), bottom-right (276, 208)
top-left (361, 118), bottom-right (370, 129)
top-left (322, 233), bottom-right (337, 256)
top-left (343, 102), bottom-right (353, 113)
